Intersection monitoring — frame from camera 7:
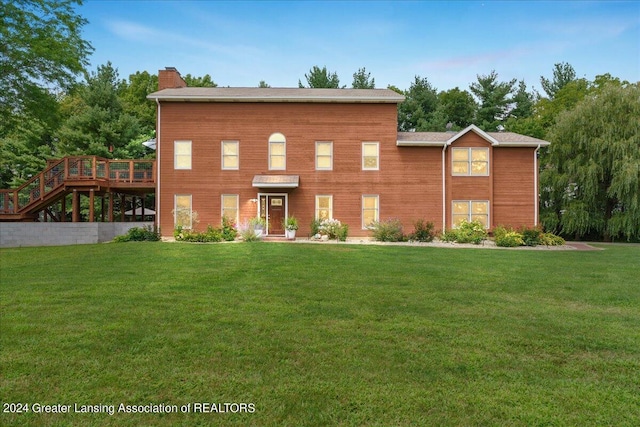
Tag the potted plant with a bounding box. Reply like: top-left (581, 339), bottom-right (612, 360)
top-left (284, 216), bottom-right (298, 239)
top-left (249, 217), bottom-right (266, 238)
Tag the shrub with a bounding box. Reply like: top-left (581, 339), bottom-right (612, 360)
top-left (114, 225), bottom-right (161, 242)
top-left (540, 232), bottom-right (565, 246)
top-left (443, 220), bottom-right (487, 244)
top-left (409, 219), bottom-right (436, 242)
top-left (313, 218), bottom-right (349, 241)
top-left (221, 216), bottom-right (238, 241)
top-left (310, 219), bottom-right (322, 237)
top-left (175, 225), bottom-right (230, 242)
top-left (520, 226), bottom-right (542, 246)
top-left (371, 218), bottom-right (405, 242)
top-left (495, 230), bottom-right (525, 247)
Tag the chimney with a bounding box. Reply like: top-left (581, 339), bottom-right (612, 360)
top-left (158, 67), bottom-right (187, 90)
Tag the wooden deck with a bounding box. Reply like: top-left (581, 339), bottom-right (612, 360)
top-left (0, 156), bottom-right (156, 222)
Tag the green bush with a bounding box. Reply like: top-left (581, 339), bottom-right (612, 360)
top-left (409, 219), bottom-right (436, 242)
top-left (442, 220), bottom-right (487, 244)
top-left (540, 232), bottom-right (566, 246)
top-left (114, 225), bottom-right (161, 242)
top-left (495, 230), bottom-right (525, 247)
top-left (221, 216), bottom-right (238, 241)
top-left (520, 226), bottom-right (542, 246)
top-left (371, 218), bottom-right (405, 242)
top-left (175, 225), bottom-right (227, 242)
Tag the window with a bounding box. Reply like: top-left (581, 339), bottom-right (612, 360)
top-left (315, 195), bottom-right (333, 220)
top-left (362, 142), bottom-right (379, 170)
top-left (362, 195), bottom-right (379, 229)
top-left (269, 133), bottom-right (286, 170)
top-left (316, 141), bottom-right (333, 170)
top-left (452, 200), bottom-right (489, 228)
top-left (452, 147), bottom-right (489, 176)
top-left (221, 194), bottom-right (239, 225)
top-left (222, 141), bottom-right (239, 170)
top-left (174, 141), bottom-right (192, 170)
top-left (174, 194), bottom-right (192, 229)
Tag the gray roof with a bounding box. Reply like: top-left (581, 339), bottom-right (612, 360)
top-left (397, 125), bottom-right (550, 147)
top-left (148, 87), bottom-right (405, 103)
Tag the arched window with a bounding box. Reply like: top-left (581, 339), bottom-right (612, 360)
top-left (269, 132), bottom-right (286, 170)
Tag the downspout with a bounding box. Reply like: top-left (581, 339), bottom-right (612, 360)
top-left (156, 98), bottom-right (161, 233)
top-left (534, 144), bottom-right (541, 227)
top-left (442, 143), bottom-right (447, 232)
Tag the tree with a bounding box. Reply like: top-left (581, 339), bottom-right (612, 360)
top-left (540, 62), bottom-right (576, 99)
top-left (298, 66), bottom-right (343, 88)
top-left (352, 67), bottom-right (375, 89)
top-left (258, 80), bottom-right (270, 88)
top-left (397, 76), bottom-right (439, 131)
top-left (182, 74), bottom-right (217, 87)
top-left (436, 87), bottom-right (476, 130)
top-left (469, 70), bottom-right (516, 131)
top-left (0, 0), bottom-right (92, 137)
top-left (0, 0), bottom-right (92, 186)
top-left (120, 71), bottom-right (158, 133)
top-left (55, 62), bottom-right (142, 158)
top-left (540, 83), bottom-right (640, 241)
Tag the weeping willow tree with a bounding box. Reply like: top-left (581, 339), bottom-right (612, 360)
top-left (540, 82), bottom-right (640, 241)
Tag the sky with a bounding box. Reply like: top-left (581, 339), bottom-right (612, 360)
top-left (79, 0), bottom-right (640, 93)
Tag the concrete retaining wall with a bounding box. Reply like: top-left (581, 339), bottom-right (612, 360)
top-left (0, 222), bottom-right (155, 248)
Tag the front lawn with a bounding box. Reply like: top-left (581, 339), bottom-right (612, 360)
top-left (1, 243), bottom-right (638, 426)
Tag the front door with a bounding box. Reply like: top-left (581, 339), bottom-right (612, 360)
top-left (267, 196), bottom-right (285, 235)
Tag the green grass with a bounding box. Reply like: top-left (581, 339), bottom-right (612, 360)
top-left (1, 242), bottom-right (639, 426)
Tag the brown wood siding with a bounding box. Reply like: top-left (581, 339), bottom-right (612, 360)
top-left (492, 147), bottom-right (536, 228)
top-left (445, 133), bottom-right (492, 230)
top-left (157, 102), bottom-right (444, 237)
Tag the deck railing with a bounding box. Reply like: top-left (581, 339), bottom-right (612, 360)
top-left (0, 156), bottom-right (155, 215)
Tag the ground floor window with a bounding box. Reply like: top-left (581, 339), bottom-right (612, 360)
top-left (315, 195), bottom-right (333, 220)
top-left (221, 194), bottom-right (239, 225)
top-left (362, 195), bottom-right (379, 229)
top-left (174, 194), bottom-right (192, 229)
top-left (452, 200), bottom-right (489, 228)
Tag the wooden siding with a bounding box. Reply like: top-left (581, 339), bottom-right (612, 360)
top-left (158, 102), bottom-right (445, 237)
top-left (492, 147), bottom-right (536, 228)
top-left (157, 103), bottom-right (540, 237)
top-left (445, 133), bottom-right (492, 230)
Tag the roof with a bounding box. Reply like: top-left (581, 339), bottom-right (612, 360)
top-left (147, 87), bottom-right (405, 104)
top-left (252, 175), bottom-right (300, 188)
top-left (397, 125), bottom-right (550, 147)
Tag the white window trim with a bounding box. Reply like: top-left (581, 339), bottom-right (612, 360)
top-left (221, 141), bottom-right (239, 170)
top-left (268, 133), bottom-right (286, 171)
top-left (315, 195), bottom-right (333, 220)
top-left (315, 141), bottom-right (333, 171)
top-left (174, 140), bottom-right (192, 170)
top-left (362, 142), bottom-right (380, 171)
top-left (451, 147), bottom-right (489, 176)
top-left (452, 200), bottom-right (490, 229)
top-left (221, 194), bottom-right (239, 225)
top-left (362, 194), bottom-right (379, 229)
top-left (174, 194), bottom-right (193, 229)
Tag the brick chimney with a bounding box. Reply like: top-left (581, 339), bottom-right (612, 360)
top-left (158, 67), bottom-right (187, 90)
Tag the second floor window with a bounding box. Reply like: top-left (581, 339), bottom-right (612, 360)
top-left (316, 141), bottom-right (333, 170)
top-left (221, 141), bottom-right (239, 170)
top-left (452, 147), bottom-right (489, 176)
top-left (362, 142), bottom-right (379, 170)
top-left (269, 132), bottom-right (286, 170)
top-left (174, 141), bottom-right (192, 170)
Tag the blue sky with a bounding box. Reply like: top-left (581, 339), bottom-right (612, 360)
top-left (79, 0), bottom-right (639, 93)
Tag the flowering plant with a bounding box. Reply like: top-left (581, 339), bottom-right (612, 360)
top-left (314, 218), bottom-right (348, 241)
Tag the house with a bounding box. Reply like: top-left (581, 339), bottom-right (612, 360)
top-left (148, 67), bottom-right (550, 238)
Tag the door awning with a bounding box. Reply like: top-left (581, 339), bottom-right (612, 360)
top-left (252, 175), bottom-right (299, 188)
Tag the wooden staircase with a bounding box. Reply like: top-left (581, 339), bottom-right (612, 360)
top-left (0, 156), bottom-right (156, 222)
